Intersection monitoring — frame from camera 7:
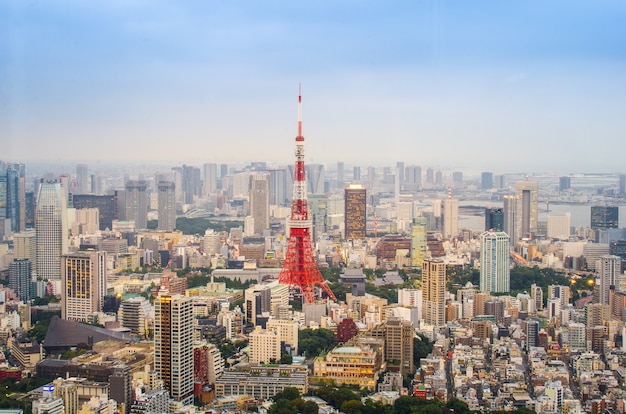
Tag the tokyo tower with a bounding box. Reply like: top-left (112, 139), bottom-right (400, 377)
top-left (278, 88), bottom-right (336, 304)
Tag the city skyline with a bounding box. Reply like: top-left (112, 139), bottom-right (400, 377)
top-left (2, 1), bottom-right (626, 172)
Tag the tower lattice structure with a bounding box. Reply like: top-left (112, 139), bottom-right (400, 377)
top-left (278, 89), bottom-right (336, 304)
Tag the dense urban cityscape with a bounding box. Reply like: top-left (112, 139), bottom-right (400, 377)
top-left (2, 96), bottom-right (626, 414)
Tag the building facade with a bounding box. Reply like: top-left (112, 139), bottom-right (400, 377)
top-left (345, 184), bottom-right (366, 239)
top-left (479, 231), bottom-right (510, 293)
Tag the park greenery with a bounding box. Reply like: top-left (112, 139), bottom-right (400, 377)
top-left (298, 328), bottom-right (335, 357)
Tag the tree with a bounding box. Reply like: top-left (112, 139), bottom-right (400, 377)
top-left (302, 400), bottom-right (319, 414)
top-left (340, 400), bottom-right (363, 414)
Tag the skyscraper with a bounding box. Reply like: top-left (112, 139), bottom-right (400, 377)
top-left (14, 229), bottom-right (36, 270)
top-left (515, 180), bottom-right (538, 239)
top-left (590, 206), bottom-right (619, 231)
top-left (124, 180), bottom-right (148, 230)
top-left (61, 250), bottom-right (107, 322)
top-left (157, 181), bottom-right (176, 231)
top-left (202, 163), bottom-right (218, 196)
top-left (0, 162), bottom-right (25, 234)
top-left (75, 163), bottom-right (89, 195)
top-left (442, 195), bottom-right (458, 239)
top-left (422, 258), bottom-right (446, 327)
top-left (503, 195), bottom-right (519, 243)
top-left (154, 293), bottom-right (194, 405)
top-left (410, 217), bottom-right (427, 268)
top-left (485, 207), bottom-right (504, 231)
top-left (353, 166), bottom-right (361, 182)
top-left (337, 162), bottom-right (345, 187)
top-left (481, 172), bottom-right (494, 190)
top-left (9, 259), bottom-right (32, 302)
top-left (597, 255), bottom-right (621, 305)
top-left (181, 165), bottom-right (202, 204)
top-left (306, 164), bottom-right (325, 194)
top-left (345, 184), bottom-right (366, 240)
top-left (249, 173), bottom-right (270, 236)
top-left (559, 176), bottom-right (571, 192)
top-left (479, 231), bottom-right (510, 293)
top-left (36, 181), bottom-right (68, 284)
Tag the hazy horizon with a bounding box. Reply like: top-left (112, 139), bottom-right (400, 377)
top-left (3, 1), bottom-right (626, 172)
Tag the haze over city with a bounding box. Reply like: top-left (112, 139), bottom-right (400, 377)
top-left (2, 1), bottom-right (626, 172)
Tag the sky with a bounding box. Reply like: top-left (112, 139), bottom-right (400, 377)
top-left (2, 0), bottom-right (626, 173)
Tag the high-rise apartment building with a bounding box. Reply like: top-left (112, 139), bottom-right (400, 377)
top-left (36, 181), bottom-right (68, 283)
top-left (154, 293), bottom-right (194, 405)
top-left (515, 180), bottom-right (538, 239)
top-left (9, 258), bottom-right (32, 302)
top-left (410, 217), bottom-right (427, 268)
top-left (249, 326), bottom-right (281, 364)
top-left (485, 207), bottom-right (504, 231)
top-left (157, 181), bottom-right (176, 231)
top-left (370, 317), bottom-right (414, 376)
top-left (249, 174), bottom-right (270, 236)
top-left (61, 250), bottom-right (107, 322)
top-left (422, 258), bottom-right (446, 327)
top-left (479, 231), bottom-right (510, 293)
top-left (118, 297), bottom-right (152, 338)
top-left (597, 255), bottom-right (621, 305)
top-left (124, 180), bottom-right (148, 230)
top-left (590, 206), bottom-right (619, 231)
top-left (345, 184), bottom-right (366, 240)
top-left (481, 172), bottom-right (493, 190)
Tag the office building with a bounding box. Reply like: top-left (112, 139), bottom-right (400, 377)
top-left (72, 194), bottom-right (117, 231)
top-left (154, 293), bottom-right (194, 405)
top-left (597, 255), bottom-right (621, 305)
top-left (547, 213), bottom-right (571, 239)
top-left (503, 195), bottom-right (518, 243)
top-left (442, 196), bottom-right (459, 239)
top-left (214, 364), bottom-right (308, 400)
top-left (124, 180), bottom-right (148, 230)
top-left (485, 207), bottom-right (504, 231)
top-left (249, 173), bottom-right (270, 236)
top-left (404, 165), bottom-right (421, 191)
top-left (249, 326), bottom-right (281, 364)
top-left (306, 164), bottom-right (325, 194)
top-left (61, 250), bottom-right (107, 322)
top-left (202, 163), bottom-right (218, 196)
top-left (75, 163), bottom-right (89, 195)
top-left (118, 297), bottom-right (152, 338)
top-left (481, 172), bottom-right (493, 190)
top-left (9, 258), bottom-right (32, 302)
top-left (620, 174), bottom-right (626, 197)
top-left (0, 162), bottom-right (25, 234)
top-left (479, 231), bottom-right (510, 293)
top-left (559, 176), bottom-right (571, 192)
top-left (308, 194), bottom-right (328, 241)
top-left (345, 184), bottom-right (366, 239)
top-left (313, 344), bottom-right (382, 390)
top-left (157, 181), bottom-right (176, 231)
top-left (422, 258), bottom-right (446, 327)
top-left (515, 180), bottom-right (538, 239)
top-left (337, 161), bottom-right (345, 187)
top-left (14, 229), bottom-right (36, 269)
top-left (268, 168), bottom-right (289, 207)
top-left (452, 171), bottom-right (463, 184)
top-left (266, 318), bottom-right (299, 354)
top-left (353, 166), bottom-right (361, 182)
top-left (591, 206), bottom-right (619, 231)
top-left (36, 181), bottom-right (68, 283)
top-left (180, 164), bottom-right (202, 204)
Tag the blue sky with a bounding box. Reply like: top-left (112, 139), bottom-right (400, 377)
top-left (2, 1), bottom-right (626, 173)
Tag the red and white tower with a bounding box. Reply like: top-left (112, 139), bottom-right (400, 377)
top-left (278, 88), bottom-right (336, 304)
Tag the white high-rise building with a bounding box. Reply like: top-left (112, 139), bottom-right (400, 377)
top-left (36, 181), bottom-right (68, 285)
top-left (61, 250), bottom-right (107, 322)
top-left (479, 231), bottom-right (510, 293)
top-left (154, 293), bottom-right (193, 405)
top-left (266, 318), bottom-right (299, 354)
top-left (597, 255), bottom-right (622, 305)
top-left (249, 326), bottom-right (281, 364)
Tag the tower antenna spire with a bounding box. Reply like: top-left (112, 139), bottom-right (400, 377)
top-left (297, 83), bottom-right (303, 141)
